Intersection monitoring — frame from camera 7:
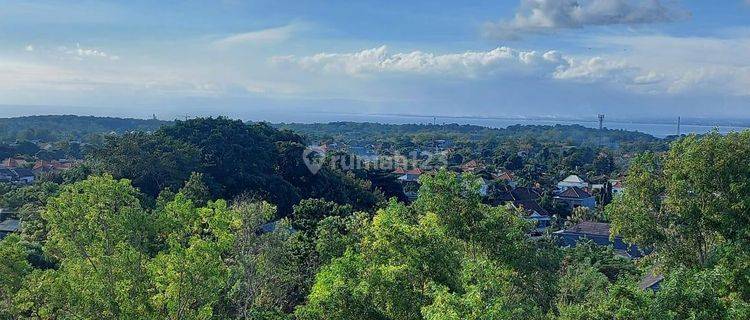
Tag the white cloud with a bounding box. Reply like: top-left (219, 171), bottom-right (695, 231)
top-left (552, 56), bottom-right (634, 82)
top-left (273, 45), bottom-right (564, 78)
top-left (24, 45), bottom-right (34, 52)
top-left (273, 45), bottom-right (645, 87)
top-left (484, 0), bottom-right (685, 39)
top-left (214, 23), bottom-right (300, 47)
top-left (60, 44), bottom-right (120, 61)
top-left (272, 42), bottom-right (750, 98)
top-left (593, 34), bottom-right (750, 96)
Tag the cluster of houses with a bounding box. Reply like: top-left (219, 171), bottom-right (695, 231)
top-left (389, 162), bottom-right (659, 288)
top-left (0, 157), bottom-right (78, 184)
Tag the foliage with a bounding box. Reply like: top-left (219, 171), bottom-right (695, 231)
top-left (90, 132), bottom-right (201, 197)
top-left (296, 171), bottom-right (554, 320)
top-left (90, 117), bottom-right (382, 216)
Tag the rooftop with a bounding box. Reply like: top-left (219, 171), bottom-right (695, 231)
top-left (0, 219), bottom-right (20, 232)
top-left (562, 221), bottom-right (610, 237)
top-left (557, 186), bottom-right (592, 199)
top-left (562, 175), bottom-right (586, 183)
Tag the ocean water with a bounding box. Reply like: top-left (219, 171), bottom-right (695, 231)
top-left (252, 112), bottom-right (750, 138)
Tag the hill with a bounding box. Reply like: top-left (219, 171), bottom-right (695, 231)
top-left (0, 115), bottom-right (170, 142)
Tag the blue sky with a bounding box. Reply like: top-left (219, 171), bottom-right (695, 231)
top-left (2, 0), bottom-right (750, 120)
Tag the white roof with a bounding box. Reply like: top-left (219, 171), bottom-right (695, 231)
top-left (562, 175), bottom-right (585, 183)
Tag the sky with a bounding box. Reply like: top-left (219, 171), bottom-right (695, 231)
top-left (1, 0), bottom-right (750, 120)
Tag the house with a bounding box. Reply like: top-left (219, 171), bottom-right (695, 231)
top-left (392, 167), bottom-right (407, 175)
top-left (510, 200), bottom-right (552, 231)
top-left (0, 218), bottom-right (20, 239)
top-left (554, 221), bottom-right (642, 258)
top-left (492, 171), bottom-right (517, 188)
top-left (0, 168), bottom-right (35, 184)
top-left (557, 174), bottom-right (589, 191)
top-left (1, 158), bottom-right (29, 168)
top-left (33, 160), bottom-right (75, 173)
top-left (638, 273), bottom-right (664, 291)
top-left (554, 186), bottom-right (596, 209)
top-left (609, 179), bottom-right (625, 196)
top-left (397, 173), bottom-right (421, 183)
top-left (396, 168), bottom-right (424, 183)
top-left (477, 177), bottom-right (491, 197)
top-left (395, 168), bottom-right (425, 201)
top-left (495, 187), bottom-right (551, 231)
top-left (460, 160), bottom-right (481, 173)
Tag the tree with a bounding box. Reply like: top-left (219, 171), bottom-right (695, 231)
top-left (228, 201), bottom-right (315, 317)
top-left (90, 132), bottom-right (201, 197)
top-left (0, 235), bottom-right (31, 318)
top-left (297, 171), bottom-right (546, 320)
top-left (608, 131), bottom-right (750, 268)
top-left (606, 131), bottom-right (750, 318)
top-left (28, 175), bottom-right (153, 318)
top-left (159, 117), bottom-right (277, 198)
top-left (291, 199), bottom-right (353, 236)
top-left (179, 172), bottom-right (212, 207)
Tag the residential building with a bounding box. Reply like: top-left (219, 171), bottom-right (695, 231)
top-left (557, 174), bottom-right (589, 191)
top-left (554, 221), bottom-right (642, 258)
top-left (609, 179), bottom-right (625, 196)
top-left (477, 177), bottom-right (490, 197)
top-left (1, 158), bottom-right (29, 168)
top-left (460, 160), bottom-right (481, 173)
top-left (33, 160), bottom-right (75, 173)
top-left (492, 171), bottom-right (517, 188)
top-left (0, 168), bottom-right (35, 184)
top-left (495, 187), bottom-right (552, 231)
top-left (510, 200), bottom-right (552, 231)
top-left (0, 218), bottom-right (20, 239)
top-left (396, 168), bottom-right (424, 183)
top-left (639, 273), bottom-right (664, 291)
top-left (554, 186), bottom-right (596, 209)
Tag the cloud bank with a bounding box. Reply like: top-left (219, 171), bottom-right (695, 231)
top-left (484, 0), bottom-right (684, 39)
top-left (273, 41), bottom-right (750, 98)
top-left (273, 45), bottom-right (637, 84)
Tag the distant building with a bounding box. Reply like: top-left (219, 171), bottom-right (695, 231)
top-left (639, 273), bottom-right (664, 291)
top-left (495, 187), bottom-right (551, 231)
top-left (554, 186), bottom-right (596, 209)
top-left (394, 168), bottom-right (424, 201)
top-left (0, 168), bottom-right (35, 184)
top-left (1, 158), bottom-right (29, 169)
top-left (0, 218), bottom-right (20, 239)
top-left (557, 174), bottom-right (589, 191)
top-left (609, 179), bottom-right (625, 196)
top-left (492, 171), bottom-right (518, 188)
top-left (397, 173), bottom-right (421, 183)
top-left (554, 221), bottom-right (642, 258)
top-left (477, 177), bottom-right (491, 197)
top-left (510, 200), bottom-right (552, 231)
top-left (460, 160), bottom-right (481, 173)
top-left (396, 168), bottom-right (424, 183)
top-left (33, 160), bottom-right (75, 173)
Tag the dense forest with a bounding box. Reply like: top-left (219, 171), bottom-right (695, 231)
top-left (0, 117), bottom-right (748, 319)
top-left (277, 122), bottom-right (667, 151)
top-left (0, 115), bottom-right (169, 143)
